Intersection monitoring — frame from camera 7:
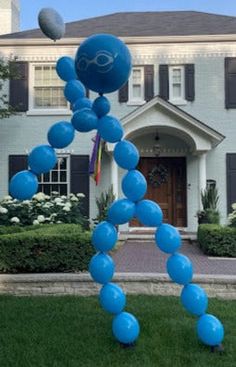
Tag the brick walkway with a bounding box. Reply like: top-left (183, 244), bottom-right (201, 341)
top-left (112, 241), bottom-right (236, 275)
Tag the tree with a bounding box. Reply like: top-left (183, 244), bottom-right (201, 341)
top-left (0, 58), bottom-right (18, 119)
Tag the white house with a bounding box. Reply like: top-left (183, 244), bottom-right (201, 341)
top-left (1, 2), bottom-right (236, 232)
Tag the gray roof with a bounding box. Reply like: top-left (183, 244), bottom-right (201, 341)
top-left (1, 11), bottom-right (236, 39)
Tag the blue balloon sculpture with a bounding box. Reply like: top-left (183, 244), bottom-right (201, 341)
top-left (9, 171), bottom-right (38, 200)
top-left (112, 312), bottom-right (140, 344)
top-left (100, 283), bottom-right (126, 314)
top-left (48, 121), bottom-right (75, 149)
top-left (9, 27), bottom-right (225, 349)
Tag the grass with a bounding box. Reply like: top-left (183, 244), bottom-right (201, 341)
top-left (0, 295), bottom-right (235, 367)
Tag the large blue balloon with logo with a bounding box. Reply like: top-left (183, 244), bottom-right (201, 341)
top-left (28, 145), bottom-right (57, 175)
top-left (89, 253), bottom-right (115, 284)
top-left (181, 284), bottom-right (208, 316)
top-left (56, 56), bottom-right (77, 81)
top-left (47, 121), bottom-right (75, 149)
top-left (9, 170), bottom-right (38, 200)
top-left (112, 312), bottom-right (140, 344)
top-left (197, 314), bottom-right (224, 346)
top-left (100, 283), bottom-right (126, 314)
top-left (108, 199), bottom-right (135, 225)
top-left (92, 221), bottom-right (118, 252)
top-left (114, 140), bottom-right (140, 170)
top-left (75, 34), bottom-right (132, 93)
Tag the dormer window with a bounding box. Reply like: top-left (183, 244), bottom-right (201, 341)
top-left (169, 66), bottom-right (185, 103)
top-left (128, 67), bottom-right (145, 104)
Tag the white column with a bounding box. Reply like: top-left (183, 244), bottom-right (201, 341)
top-left (198, 153), bottom-right (207, 209)
top-left (111, 156), bottom-right (119, 199)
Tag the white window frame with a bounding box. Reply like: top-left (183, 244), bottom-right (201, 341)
top-left (168, 65), bottom-right (187, 105)
top-left (128, 66), bottom-right (145, 105)
top-left (27, 63), bottom-right (71, 116)
top-left (38, 154), bottom-right (71, 196)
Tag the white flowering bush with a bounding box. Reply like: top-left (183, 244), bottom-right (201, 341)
top-left (0, 192), bottom-right (87, 227)
top-left (228, 203), bottom-right (236, 227)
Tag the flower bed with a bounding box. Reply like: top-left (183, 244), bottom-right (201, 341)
top-left (0, 192), bottom-right (87, 227)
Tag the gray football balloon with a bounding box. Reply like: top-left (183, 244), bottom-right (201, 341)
top-left (38, 8), bottom-right (65, 41)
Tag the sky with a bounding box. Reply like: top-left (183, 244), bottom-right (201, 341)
top-left (20, 0), bottom-right (236, 31)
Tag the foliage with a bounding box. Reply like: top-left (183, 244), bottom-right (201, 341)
top-left (0, 192), bottom-right (88, 228)
top-left (228, 202), bottom-right (236, 227)
top-left (0, 224), bottom-right (94, 273)
top-left (197, 186), bottom-right (220, 224)
top-left (93, 185), bottom-right (115, 224)
top-left (198, 224), bottom-right (236, 257)
top-left (0, 295), bottom-right (234, 367)
top-left (0, 58), bottom-right (19, 119)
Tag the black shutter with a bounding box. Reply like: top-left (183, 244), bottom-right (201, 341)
top-left (144, 65), bottom-right (154, 101)
top-left (8, 155), bottom-right (28, 195)
top-left (159, 65), bottom-right (169, 100)
top-left (9, 62), bottom-right (29, 112)
top-left (225, 58), bottom-right (236, 109)
top-left (118, 82), bottom-right (128, 102)
top-left (185, 64), bottom-right (195, 101)
top-left (70, 155), bottom-right (89, 217)
top-left (227, 154), bottom-right (236, 213)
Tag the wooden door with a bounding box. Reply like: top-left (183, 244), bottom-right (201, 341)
top-left (130, 157), bottom-right (187, 227)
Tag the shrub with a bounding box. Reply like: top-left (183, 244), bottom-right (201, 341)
top-left (198, 224), bottom-right (236, 257)
top-left (0, 224), bottom-right (94, 273)
top-left (93, 185), bottom-right (115, 224)
top-left (0, 192), bottom-right (88, 228)
top-left (197, 186), bottom-right (220, 224)
top-left (228, 202), bottom-right (236, 227)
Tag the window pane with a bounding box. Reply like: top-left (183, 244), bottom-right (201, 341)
top-left (60, 171), bottom-right (67, 182)
top-left (133, 85), bottom-right (142, 98)
top-left (60, 184), bottom-right (67, 195)
top-left (43, 172), bottom-right (50, 182)
top-left (43, 185), bottom-right (51, 196)
top-left (52, 184), bottom-right (59, 192)
top-left (173, 69), bottom-right (181, 83)
top-left (34, 88), bottom-right (43, 107)
top-left (173, 84), bottom-right (181, 98)
top-left (59, 158), bottom-right (67, 170)
top-left (52, 171), bottom-right (58, 182)
top-left (133, 69), bottom-right (141, 83)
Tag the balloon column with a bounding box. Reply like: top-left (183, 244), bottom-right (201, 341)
top-left (9, 33), bottom-right (224, 349)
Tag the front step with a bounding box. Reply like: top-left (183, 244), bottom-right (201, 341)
top-left (119, 230), bottom-right (197, 242)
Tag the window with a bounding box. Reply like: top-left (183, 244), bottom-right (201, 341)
top-left (29, 64), bottom-right (68, 112)
top-left (169, 66), bottom-right (185, 103)
top-left (38, 156), bottom-right (70, 196)
top-left (128, 66), bottom-right (145, 104)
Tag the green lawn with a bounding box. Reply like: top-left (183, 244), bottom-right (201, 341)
top-left (0, 295), bottom-right (235, 367)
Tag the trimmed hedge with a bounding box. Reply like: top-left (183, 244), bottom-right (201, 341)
top-left (0, 224), bottom-right (94, 273)
top-left (198, 224), bottom-right (236, 257)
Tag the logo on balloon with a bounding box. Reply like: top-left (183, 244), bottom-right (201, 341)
top-left (76, 51), bottom-right (118, 74)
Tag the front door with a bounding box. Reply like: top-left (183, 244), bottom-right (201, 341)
top-left (130, 157), bottom-right (187, 227)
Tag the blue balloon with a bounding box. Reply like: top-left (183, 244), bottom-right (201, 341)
top-left (98, 115), bottom-right (123, 143)
top-left (112, 312), bottom-right (140, 344)
top-left (122, 170), bottom-right (147, 202)
top-left (47, 121), bottom-right (75, 149)
top-left (155, 223), bottom-right (181, 254)
top-left (92, 96), bottom-right (110, 117)
top-left (38, 8), bottom-right (65, 41)
top-left (167, 253), bottom-right (193, 285)
top-left (135, 200), bottom-right (163, 227)
top-left (197, 314), bottom-right (224, 346)
top-left (28, 145), bottom-right (57, 175)
top-left (92, 221), bottom-right (118, 252)
top-left (56, 56), bottom-right (77, 81)
top-left (64, 80), bottom-right (86, 103)
top-left (108, 199), bottom-right (135, 225)
top-left (114, 140), bottom-right (139, 170)
top-left (181, 284), bottom-right (208, 316)
top-left (71, 108), bottom-right (98, 132)
top-left (75, 33), bottom-right (132, 94)
top-left (100, 283), bottom-right (126, 314)
top-left (72, 97), bottom-right (92, 112)
top-left (89, 252), bottom-right (115, 284)
top-left (9, 170), bottom-right (38, 200)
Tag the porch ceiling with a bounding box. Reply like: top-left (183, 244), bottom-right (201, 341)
top-left (106, 96), bottom-right (225, 153)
